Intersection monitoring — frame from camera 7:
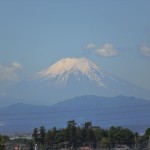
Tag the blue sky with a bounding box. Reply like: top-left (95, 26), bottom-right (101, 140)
top-left (0, 0), bottom-right (150, 91)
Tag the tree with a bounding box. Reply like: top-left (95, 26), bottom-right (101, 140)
top-left (32, 128), bottom-right (39, 143)
top-left (100, 137), bottom-right (110, 148)
top-left (144, 128), bottom-right (150, 140)
top-left (45, 127), bottom-right (58, 149)
top-left (93, 128), bottom-right (107, 149)
top-left (108, 126), bottom-right (134, 147)
top-left (39, 126), bottom-right (46, 145)
top-left (67, 120), bottom-right (77, 148)
top-left (0, 135), bottom-right (9, 150)
top-left (55, 130), bottom-right (65, 143)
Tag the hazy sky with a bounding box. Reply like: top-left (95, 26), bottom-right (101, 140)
top-left (0, 0), bottom-right (150, 90)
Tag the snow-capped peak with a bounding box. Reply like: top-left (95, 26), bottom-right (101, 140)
top-left (37, 57), bottom-right (111, 86)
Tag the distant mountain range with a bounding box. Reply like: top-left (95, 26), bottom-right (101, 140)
top-left (0, 58), bottom-right (150, 134)
top-left (0, 95), bottom-right (150, 134)
top-left (1, 57), bottom-right (150, 107)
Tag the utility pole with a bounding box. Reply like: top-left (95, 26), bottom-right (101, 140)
top-left (134, 133), bottom-right (137, 150)
top-left (34, 143), bottom-right (38, 150)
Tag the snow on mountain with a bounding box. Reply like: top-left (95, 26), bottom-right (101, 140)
top-left (37, 57), bottom-right (114, 86)
top-left (34, 57), bottom-right (150, 101)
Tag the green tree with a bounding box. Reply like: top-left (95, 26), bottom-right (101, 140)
top-left (108, 126), bottom-right (134, 147)
top-left (0, 135), bottom-right (9, 150)
top-left (100, 137), bottom-right (110, 148)
top-left (45, 127), bottom-right (58, 149)
top-left (67, 120), bottom-right (77, 148)
top-left (144, 128), bottom-right (150, 140)
top-left (39, 126), bottom-right (46, 145)
top-left (55, 129), bottom-right (65, 143)
top-left (32, 128), bottom-right (39, 143)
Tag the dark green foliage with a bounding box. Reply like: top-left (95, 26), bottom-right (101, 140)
top-left (108, 126), bottom-right (134, 147)
top-left (39, 126), bottom-right (46, 145)
top-left (31, 120), bottom-right (150, 149)
top-left (32, 127), bottom-right (38, 143)
top-left (32, 126), bottom-right (46, 145)
top-left (0, 134), bottom-right (9, 150)
top-left (144, 128), bottom-right (150, 140)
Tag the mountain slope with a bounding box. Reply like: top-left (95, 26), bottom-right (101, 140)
top-left (35, 57), bottom-right (150, 101)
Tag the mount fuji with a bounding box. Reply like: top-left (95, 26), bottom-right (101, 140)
top-left (1, 57), bottom-right (150, 106)
top-left (33, 57), bottom-right (150, 103)
top-left (37, 57), bottom-right (114, 87)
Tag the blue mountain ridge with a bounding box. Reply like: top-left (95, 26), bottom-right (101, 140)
top-left (0, 95), bottom-right (150, 134)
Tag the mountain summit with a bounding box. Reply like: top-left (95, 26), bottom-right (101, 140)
top-left (37, 57), bottom-right (114, 86)
top-left (34, 57), bottom-right (150, 101)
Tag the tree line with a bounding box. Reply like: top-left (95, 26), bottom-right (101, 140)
top-left (32, 120), bottom-right (150, 149)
